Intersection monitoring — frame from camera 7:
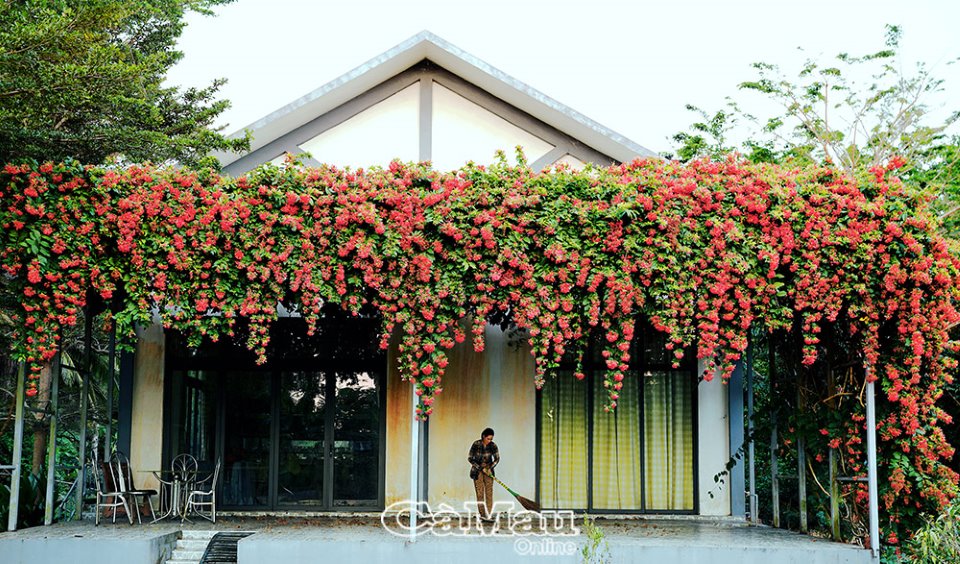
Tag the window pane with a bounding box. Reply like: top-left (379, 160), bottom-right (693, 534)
top-left (539, 371), bottom-right (588, 509)
top-left (643, 371), bottom-right (694, 510)
top-left (592, 371), bottom-right (642, 510)
top-left (278, 371), bottom-right (326, 506)
top-left (222, 371), bottom-right (272, 507)
top-left (180, 371), bottom-right (215, 463)
top-left (333, 371), bottom-right (380, 507)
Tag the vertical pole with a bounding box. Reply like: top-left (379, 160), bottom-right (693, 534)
top-left (829, 448), bottom-right (840, 540)
top-left (769, 342), bottom-right (780, 528)
top-left (747, 340), bottom-right (757, 523)
top-left (74, 310), bottom-right (92, 520)
top-left (797, 435), bottom-right (808, 532)
top-left (7, 363), bottom-right (26, 532)
top-left (865, 378), bottom-right (880, 561)
top-left (409, 388), bottom-right (420, 543)
top-left (105, 326), bottom-right (115, 461)
top-left (728, 361), bottom-right (745, 517)
top-left (44, 352), bottom-right (61, 526)
top-left (797, 373), bottom-right (808, 533)
top-left (828, 364), bottom-right (839, 541)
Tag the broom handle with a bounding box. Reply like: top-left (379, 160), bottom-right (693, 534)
top-left (484, 469), bottom-right (519, 498)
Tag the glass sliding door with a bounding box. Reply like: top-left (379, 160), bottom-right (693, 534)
top-left (333, 371), bottom-right (380, 507)
top-left (278, 371), bottom-right (327, 507)
top-left (221, 371), bottom-right (272, 507)
top-left (165, 315), bottom-right (387, 512)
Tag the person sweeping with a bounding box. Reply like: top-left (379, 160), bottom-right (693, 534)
top-left (468, 428), bottom-right (499, 520)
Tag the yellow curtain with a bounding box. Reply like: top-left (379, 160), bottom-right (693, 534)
top-left (592, 370), bottom-right (642, 509)
top-left (539, 371), bottom-right (588, 509)
top-left (643, 370), bottom-right (694, 510)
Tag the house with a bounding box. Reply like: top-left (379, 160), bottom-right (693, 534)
top-left (124, 31), bottom-right (743, 518)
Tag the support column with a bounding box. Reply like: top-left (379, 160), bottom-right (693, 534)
top-left (797, 375), bottom-right (808, 533)
top-left (409, 391), bottom-right (420, 543)
top-left (44, 353), bottom-right (61, 526)
top-left (105, 326), bottom-right (115, 459)
top-left (728, 361), bottom-right (745, 517)
top-left (746, 342), bottom-right (757, 523)
top-left (6, 363), bottom-right (26, 532)
top-left (865, 378), bottom-right (880, 562)
top-left (770, 342), bottom-right (780, 528)
top-left (74, 310), bottom-right (93, 519)
top-left (117, 350), bottom-right (135, 457)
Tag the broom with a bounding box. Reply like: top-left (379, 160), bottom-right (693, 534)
top-left (483, 469), bottom-right (541, 512)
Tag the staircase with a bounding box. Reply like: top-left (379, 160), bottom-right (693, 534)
top-left (166, 530), bottom-right (219, 564)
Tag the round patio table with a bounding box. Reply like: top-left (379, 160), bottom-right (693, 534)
top-left (150, 469), bottom-right (197, 521)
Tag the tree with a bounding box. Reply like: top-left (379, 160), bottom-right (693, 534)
top-left (0, 0), bottom-right (247, 527)
top-left (667, 25), bottom-right (959, 234)
top-left (0, 0), bottom-right (248, 167)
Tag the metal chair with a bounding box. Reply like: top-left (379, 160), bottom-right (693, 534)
top-left (92, 448), bottom-right (133, 525)
top-left (155, 453), bottom-right (198, 519)
top-left (183, 458), bottom-right (221, 523)
top-left (110, 452), bottom-right (157, 524)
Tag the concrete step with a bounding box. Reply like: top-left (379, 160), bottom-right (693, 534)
top-left (166, 560), bottom-right (200, 564)
top-left (170, 549), bottom-right (205, 560)
top-left (181, 529), bottom-right (219, 540)
top-left (175, 538), bottom-right (210, 551)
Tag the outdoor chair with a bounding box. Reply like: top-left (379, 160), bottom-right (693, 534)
top-left (183, 458), bottom-right (221, 523)
top-left (155, 453), bottom-right (198, 519)
top-left (92, 448), bottom-right (133, 526)
top-left (110, 452), bottom-right (157, 524)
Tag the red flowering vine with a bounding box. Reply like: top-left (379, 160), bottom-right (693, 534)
top-left (0, 155), bottom-right (957, 535)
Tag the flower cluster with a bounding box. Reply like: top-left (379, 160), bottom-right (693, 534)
top-left (1, 155), bottom-right (957, 528)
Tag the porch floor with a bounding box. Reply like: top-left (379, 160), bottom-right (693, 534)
top-left (0, 515), bottom-right (873, 564)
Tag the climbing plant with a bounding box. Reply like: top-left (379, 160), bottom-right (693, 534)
top-left (0, 153), bottom-right (957, 543)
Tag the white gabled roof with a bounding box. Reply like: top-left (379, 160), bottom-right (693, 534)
top-left (218, 31), bottom-right (656, 168)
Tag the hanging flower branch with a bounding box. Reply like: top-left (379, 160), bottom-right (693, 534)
top-left (1, 154), bottom-right (958, 522)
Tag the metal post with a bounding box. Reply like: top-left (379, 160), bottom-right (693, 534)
top-left (770, 342), bottom-right (780, 528)
top-left (105, 326), bottom-right (115, 460)
top-left (747, 340), bottom-right (757, 523)
top-left (865, 378), bottom-right (880, 562)
top-left (44, 352), bottom-right (61, 526)
top-left (829, 448), bottom-right (840, 540)
top-left (74, 310), bottom-right (93, 519)
top-left (409, 388), bottom-right (420, 543)
top-left (7, 363), bottom-right (26, 532)
top-left (828, 364), bottom-right (839, 541)
top-left (797, 435), bottom-right (808, 532)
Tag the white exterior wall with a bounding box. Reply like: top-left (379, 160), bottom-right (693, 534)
top-left (431, 83), bottom-right (553, 171)
top-left (299, 83), bottom-right (420, 168)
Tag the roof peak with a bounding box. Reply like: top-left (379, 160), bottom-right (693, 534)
top-left (218, 31), bottom-right (654, 168)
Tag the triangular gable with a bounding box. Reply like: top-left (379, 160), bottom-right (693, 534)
top-left (219, 31), bottom-right (655, 175)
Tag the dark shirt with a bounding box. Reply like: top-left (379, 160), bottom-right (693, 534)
top-left (468, 439), bottom-right (499, 477)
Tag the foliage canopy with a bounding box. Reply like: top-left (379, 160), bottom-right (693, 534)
top-left (0, 0), bottom-right (247, 166)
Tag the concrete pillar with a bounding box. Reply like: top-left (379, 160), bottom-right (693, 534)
top-left (129, 323), bottom-right (165, 492)
top-left (698, 361), bottom-right (731, 515)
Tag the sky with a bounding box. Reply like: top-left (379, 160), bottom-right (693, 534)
top-left (167, 0), bottom-right (960, 157)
